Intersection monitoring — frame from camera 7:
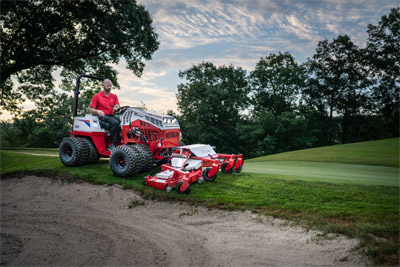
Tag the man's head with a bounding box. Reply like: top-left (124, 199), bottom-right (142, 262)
top-left (103, 79), bottom-right (113, 93)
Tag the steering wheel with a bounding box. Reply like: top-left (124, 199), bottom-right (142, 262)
top-left (115, 106), bottom-right (130, 115)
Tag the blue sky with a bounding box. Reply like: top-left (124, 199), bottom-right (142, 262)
top-left (1, 0), bottom-right (398, 119)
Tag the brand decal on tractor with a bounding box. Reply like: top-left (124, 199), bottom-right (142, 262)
top-left (79, 119), bottom-right (91, 127)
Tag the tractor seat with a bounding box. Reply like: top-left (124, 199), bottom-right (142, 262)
top-left (99, 120), bottom-right (111, 130)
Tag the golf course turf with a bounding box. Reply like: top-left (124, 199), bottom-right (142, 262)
top-left (1, 137), bottom-right (399, 265)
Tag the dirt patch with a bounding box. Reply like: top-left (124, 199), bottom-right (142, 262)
top-left (1, 176), bottom-right (367, 266)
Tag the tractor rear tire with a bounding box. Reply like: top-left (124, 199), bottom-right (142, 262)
top-left (233, 165), bottom-right (243, 173)
top-left (176, 180), bottom-right (191, 194)
top-left (109, 145), bottom-right (139, 178)
top-left (202, 167), bottom-right (217, 182)
top-left (221, 161), bottom-right (233, 174)
top-left (132, 143), bottom-right (153, 171)
top-left (59, 137), bottom-right (89, 167)
top-left (81, 138), bottom-right (100, 164)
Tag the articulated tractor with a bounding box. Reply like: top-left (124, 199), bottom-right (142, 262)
top-left (59, 75), bottom-right (244, 194)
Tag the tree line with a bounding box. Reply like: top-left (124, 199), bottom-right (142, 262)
top-left (1, 7), bottom-right (398, 159)
top-left (175, 8), bottom-right (399, 157)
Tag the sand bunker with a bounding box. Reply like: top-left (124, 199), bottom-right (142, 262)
top-left (1, 176), bottom-right (366, 266)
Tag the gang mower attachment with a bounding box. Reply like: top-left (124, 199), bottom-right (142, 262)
top-left (145, 144), bottom-right (243, 194)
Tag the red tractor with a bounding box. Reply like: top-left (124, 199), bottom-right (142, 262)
top-left (59, 74), bottom-right (244, 193)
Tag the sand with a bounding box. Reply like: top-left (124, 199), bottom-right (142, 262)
top-left (1, 176), bottom-right (367, 266)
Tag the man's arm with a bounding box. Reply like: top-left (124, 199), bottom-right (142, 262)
top-left (88, 94), bottom-right (105, 117)
top-left (88, 106), bottom-right (105, 117)
top-left (113, 95), bottom-right (120, 112)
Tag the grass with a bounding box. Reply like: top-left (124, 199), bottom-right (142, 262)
top-left (248, 137), bottom-right (399, 168)
top-left (244, 161), bottom-right (399, 186)
top-left (1, 138), bottom-right (399, 265)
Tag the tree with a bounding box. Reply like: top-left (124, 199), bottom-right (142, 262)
top-left (1, 0), bottom-right (159, 112)
top-left (364, 7), bottom-right (399, 136)
top-left (250, 52), bottom-right (304, 118)
top-left (177, 62), bottom-right (249, 153)
top-left (3, 92), bottom-right (88, 148)
top-left (303, 35), bottom-right (369, 143)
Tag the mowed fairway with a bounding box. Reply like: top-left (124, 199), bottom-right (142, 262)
top-left (245, 138), bottom-right (399, 186)
top-left (244, 161), bottom-right (398, 186)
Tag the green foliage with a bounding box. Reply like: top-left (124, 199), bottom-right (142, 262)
top-left (303, 35), bottom-right (370, 144)
top-left (0, 93), bottom-right (87, 148)
top-left (251, 52), bottom-right (304, 117)
top-left (177, 62), bottom-right (249, 153)
top-left (364, 7), bottom-right (400, 137)
top-left (27, 128), bottom-right (56, 148)
top-left (1, 0), bottom-right (159, 112)
top-left (0, 120), bottom-right (22, 147)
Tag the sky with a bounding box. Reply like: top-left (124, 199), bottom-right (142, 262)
top-left (1, 0), bottom-right (398, 119)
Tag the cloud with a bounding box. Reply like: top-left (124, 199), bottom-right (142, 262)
top-left (119, 84), bottom-right (178, 114)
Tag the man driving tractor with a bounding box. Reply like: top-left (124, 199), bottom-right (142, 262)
top-left (88, 79), bottom-right (121, 151)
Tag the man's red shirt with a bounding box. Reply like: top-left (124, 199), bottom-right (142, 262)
top-left (90, 91), bottom-right (119, 115)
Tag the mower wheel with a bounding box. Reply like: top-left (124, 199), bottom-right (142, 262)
top-left (131, 143), bottom-right (153, 172)
top-left (233, 165), bottom-right (243, 173)
top-left (176, 180), bottom-right (191, 194)
top-left (109, 145), bottom-right (139, 178)
top-left (59, 137), bottom-right (89, 167)
top-left (221, 162), bottom-right (233, 174)
top-left (81, 138), bottom-right (100, 164)
top-left (202, 167), bottom-right (217, 182)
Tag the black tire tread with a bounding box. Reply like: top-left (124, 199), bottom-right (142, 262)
top-left (176, 180), bottom-right (191, 194)
top-left (80, 138), bottom-right (100, 164)
top-left (221, 161), bottom-right (233, 174)
top-left (202, 167), bottom-right (217, 182)
top-left (132, 143), bottom-right (153, 171)
top-left (109, 145), bottom-right (138, 177)
top-left (59, 137), bottom-right (89, 167)
top-left (233, 165), bottom-right (243, 173)
top-left (127, 144), bottom-right (145, 174)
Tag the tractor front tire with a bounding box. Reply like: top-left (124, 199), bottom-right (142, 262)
top-left (176, 180), bottom-right (191, 194)
top-left (221, 162), bottom-right (234, 174)
top-left (202, 167), bottom-right (217, 182)
top-left (109, 146), bottom-right (138, 178)
top-left (59, 137), bottom-right (89, 167)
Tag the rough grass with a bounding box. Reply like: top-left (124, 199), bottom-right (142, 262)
top-left (248, 138), bottom-right (399, 168)
top-left (1, 142), bottom-right (399, 265)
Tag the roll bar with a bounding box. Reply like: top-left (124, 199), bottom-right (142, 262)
top-left (73, 74), bottom-right (105, 117)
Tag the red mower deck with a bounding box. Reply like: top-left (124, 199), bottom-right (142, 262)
top-left (145, 144), bottom-right (243, 194)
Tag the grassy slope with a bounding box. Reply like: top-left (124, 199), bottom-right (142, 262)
top-left (248, 137), bottom-right (399, 167)
top-left (1, 139), bottom-right (399, 265)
